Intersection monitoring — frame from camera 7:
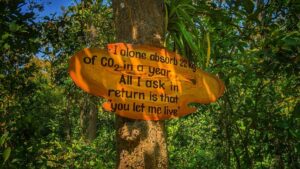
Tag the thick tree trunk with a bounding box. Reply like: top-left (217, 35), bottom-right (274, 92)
top-left (112, 0), bottom-right (168, 168)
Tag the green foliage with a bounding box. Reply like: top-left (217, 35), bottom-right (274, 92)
top-left (165, 0), bottom-right (205, 64)
top-left (0, 0), bottom-right (299, 168)
top-left (0, 0), bottom-right (115, 168)
top-left (164, 0), bottom-right (299, 168)
top-left (0, 0), bottom-right (41, 168)
top-left (2, 147), bottom-right (11, 164)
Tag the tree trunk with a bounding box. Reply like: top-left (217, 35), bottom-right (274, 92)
top-left (86, 97), bottom-right (97, 140)
top-left (64, 94), bottom-right (72, 142)
top-left (112, 0), bottom-right (168, 168)
top-left (76, 0), bottom-right (99, 142)
top-left (80, 95), bottom-right (98, 141)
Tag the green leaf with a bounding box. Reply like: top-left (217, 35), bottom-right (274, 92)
top-left (289, 129), bottom-right (300, 139)
top-left (1, 33), bottom-right (11, 40)
top-left (177, 22), bottom-right (197, 53)
top-left (205, 32), bottom-right (211, 68)
top-left (9, 22), bottom-right (20, 32)
top-left (282, 35), bottom-right (300, 46)
top-left (0, 132), bottom-right (9, 147)
top-left (3, 43), bottom-right (10, 50)
top-left (3, 147), bottom-right (11, 163)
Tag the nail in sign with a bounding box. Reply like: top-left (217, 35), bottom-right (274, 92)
top-left (68, 43), bottom-right (225, 120)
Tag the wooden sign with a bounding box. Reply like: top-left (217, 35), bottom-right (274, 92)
top-left (69, 43), bottom-right (225, 120)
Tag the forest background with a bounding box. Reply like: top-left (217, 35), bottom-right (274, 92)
top-left (0, 0), bottom-right (299, 168)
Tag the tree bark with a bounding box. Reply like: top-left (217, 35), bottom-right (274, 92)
top-left (86, 97), bottom-right (97, 140)
top-left (77, 0), bottom-right (98, 142)
top-left (112, 0), bottom-right (168, 168)
top-left (80, 95), bottom-right (98, 141)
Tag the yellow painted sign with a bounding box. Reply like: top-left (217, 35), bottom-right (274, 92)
top-left (69, 43), bottom-right (225, 120)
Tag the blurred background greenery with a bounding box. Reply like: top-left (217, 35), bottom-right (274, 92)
top-left (0, 0), bottom-right (299, 168)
